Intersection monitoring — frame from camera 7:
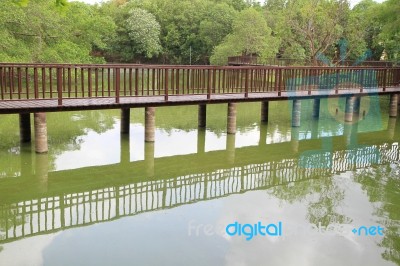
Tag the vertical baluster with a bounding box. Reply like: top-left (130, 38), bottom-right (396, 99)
top-left (49, 68), bottom-right (53, 98)
top-left (41, 67), bottom-right (45, 98)
top-left (25, 67), bottom-right (29, 99)
top-left (34, 67), bottom-right (38, 99)
top-left (81, 68), bottom-right (85, 97)
top-left (17, 67), bottom-right (22, 99)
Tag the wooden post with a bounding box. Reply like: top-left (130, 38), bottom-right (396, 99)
top-left (227, 102), bottom-right (237, 134)
top-left (145, 107), bottom-right (156, 142)
top-left (121, 108), bottom-right (130, 134)
top-left (261, 101), bottom-right (269, 122)
top-left (198, 104), bottom-right (207, 128)
top-left (57, 67), bottom-right (63, 106)
top-left (292, 99), bottom-right (301, 127)
top-left (34, 113), bottom-right (48, 153)
top-left (19, 113), bottom-right (31, 143)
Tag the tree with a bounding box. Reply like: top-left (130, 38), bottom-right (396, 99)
top-left (284, 0), bottom-right (347, 65)
top-left (126, 8), bottom-right (162, 58)
top-left (210, 8), bottom-right (279, 65)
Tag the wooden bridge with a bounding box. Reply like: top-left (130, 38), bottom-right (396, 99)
top-left (0, 123), bottom-right (398, 244)
top-left (1, 63), bottom-right (399, 153)
top-left (0, 63), bottom-right (399, 113)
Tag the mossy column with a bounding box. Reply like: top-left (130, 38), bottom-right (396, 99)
top-left (34, 113), bottom-right (48, 153)
top-left (145, 107), bottom-right (155, 142)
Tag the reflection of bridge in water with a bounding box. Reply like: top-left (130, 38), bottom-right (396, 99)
top-left (0, 120), bottom-right (399, 244)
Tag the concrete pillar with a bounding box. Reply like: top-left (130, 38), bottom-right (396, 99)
top-left (261, 101), bottom-right (269, 123)
top-left (121, 108), bottom-right (130, 134)
top-left (291, 127), bottom-right (300, 153)
top-left (292, 100), bottom-right (301, 127)
top-left (19, 113), bottom-right (31, 143)
top-left (226, 134), bottom-right (236, 164)
top-left (145, 142), bottom-right (155, 178)
top-left (312, 99), bottom-right (320, 119)
top-left (120, 134), bottom-right (130, 164)
top-left (344, 96), bottom-right (355, 122)
top-left (34, 113), bottom-right (48, 153)
top-left (389, 94), bottom-right (398, 117)
top-left (344, 121), bottom-right (358, 148)
top-left (227, 103), bottom-right (237, 134)
top-left (20, 144), bottom-right (33, 177)
top-left (259, 123), bottom-right (268, 146)
top-left (311, 119), bottom-right (319, 139)
top-left (198, 104), bottom-right (207, 128)
top-left (35, 153), bottom-right (48, 192)
top-left (145, 107), bottom-right (155, 142)
top-left (197, 128), bottom-right (206, 154)
top-left (353, 97), bottom-right (361, 116)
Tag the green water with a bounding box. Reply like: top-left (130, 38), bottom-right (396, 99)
top-left (0, 96), bottom-right (399, 266)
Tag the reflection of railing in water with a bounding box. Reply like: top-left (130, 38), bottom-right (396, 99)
top-left (0, 142), bottom-right (399, 243)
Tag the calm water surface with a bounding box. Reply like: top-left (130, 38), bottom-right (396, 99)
top-left (0, 98), bottom-right (399, 266)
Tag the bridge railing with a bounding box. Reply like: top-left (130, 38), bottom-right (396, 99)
top-left (0, 64), bottom-right (399, 104)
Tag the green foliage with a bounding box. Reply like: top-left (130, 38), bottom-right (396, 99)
top-left (0, 0), bottom-right (115, 63)
top-left (2, 0), bottom-right (400, 64)
top-left (210, 8), bottom-right (279, 65)
top-left (126, 8), bottom-right (162, 58)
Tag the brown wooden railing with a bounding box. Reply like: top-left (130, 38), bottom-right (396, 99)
top-left (0, 64), bottom-right (399, 105)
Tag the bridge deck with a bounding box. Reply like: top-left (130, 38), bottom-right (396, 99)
top-left (0, 87), bottom-right (398, 114)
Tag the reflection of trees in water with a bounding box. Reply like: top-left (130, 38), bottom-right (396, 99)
top-left (353, 162), bottom-right (400, 266)
top-left (268, 173), bottom-right (351, 227)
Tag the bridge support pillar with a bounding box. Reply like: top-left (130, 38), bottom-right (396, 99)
top-left (292, 100), bottom-right (301, 127)
top-left (312, 99), bottom-right (320, 119)
top-left (145, 142), bottom-right (155, 178)
top-left (227, 103), bottom-right (237, 134)
top-left (120, 134), bottom-right (130, 164)
top-left (345, 96), bottom-right (355, 122)
top-left (197, 128), bottom-right (206, 154)
top-left (121, 108), bottom-right (130, 134)
top-left (35, 153), bottom-right (48, 192)
top-left (226, 134), bottom-right (236, 164)
top-left (261, 101), bottom-right (269, 123)
top-left (291, 127), bottom-right (300, 153)
top-left (353, 97), bottom-right (361, 116)
top-left (311, 119), bottom-right (319, 139)
top-left (34, 113), bottom-right (48, 153)
top-left (259, 123), bottom-right (268, 146)
top-left (198, 104), bottom-right (207, 128)
top-left (388, 117), bottom-right (397, 140)
top-left (145, 107), bottom-right (155, 142)
top-left (19, 113), bottom-right (31, 143)
top-left (389, 94), bottom-right (398, 117)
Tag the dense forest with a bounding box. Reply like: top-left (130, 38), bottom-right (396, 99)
top-left (0, 0), bottom-right (399, 65)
